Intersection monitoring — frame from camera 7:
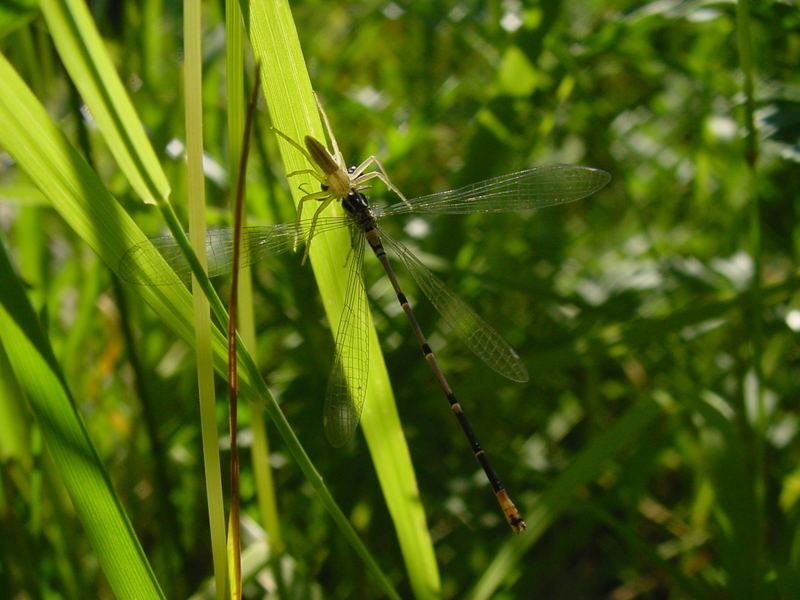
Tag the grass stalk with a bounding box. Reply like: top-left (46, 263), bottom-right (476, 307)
top-left (0, 237), bottom-right (165, 599)
top-left (241, 1), bottom-right (441, 595)
top-left (183, 2), bottom-right (228, 597)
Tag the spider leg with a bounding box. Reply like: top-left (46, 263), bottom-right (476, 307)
top-left (273, 126), bottom-right (316, 166)
top-left (294, 190), bottom-right (331, 253)
top-left (296, 189), bottom-right (331, 223)
top-left (303, 196), bottom-right (337, 264)
top-left (351, 157), bottom-right (410, 207)
top-left (288, 168), bottom-right (325, 183)
top-left (314, 92), bottom-right (345, 168)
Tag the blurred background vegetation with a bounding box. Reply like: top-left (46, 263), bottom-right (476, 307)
top-left (1, 0), bottom-right (799, 598)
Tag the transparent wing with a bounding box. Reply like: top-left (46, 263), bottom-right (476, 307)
top-left (379, 225), bottom-right (529, 383)
top-left (379, 165), bottom-right (610, 217)
top-left (323, 229), bottom-right (370, 447)
top-left (118, 216), bottom-right (350, 286)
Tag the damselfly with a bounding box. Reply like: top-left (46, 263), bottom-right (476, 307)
top-left (119, 101), bottom-right (610, 532)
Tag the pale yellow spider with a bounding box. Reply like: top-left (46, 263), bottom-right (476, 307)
top-left (272, 94), bottom-right (408, 262)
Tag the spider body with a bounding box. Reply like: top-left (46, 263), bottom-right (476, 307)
top-left (272, 94), bottom-right (408, 262)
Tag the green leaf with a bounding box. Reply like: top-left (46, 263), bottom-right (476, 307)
top-left (39, 0), bottom-right (170, 205)
top-left (0, 236), bottom-right (165, 599)
top-left (242, 1), bottom-right (441, 597)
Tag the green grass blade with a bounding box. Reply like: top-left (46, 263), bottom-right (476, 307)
top-left (695, 392), bottom-right (761, 600)
top-left (0, 236), bottom-right (165, 600)
top-left (39, 0), bottom-right (170, 205)
top-left (183, 2), bottom-right (228, 598)
top-left (242, 1), bottom-right (441, 596)
top-left (0, 53), bottom-right (202, 347)
top-left (0, 340), bottom-right (29, 461)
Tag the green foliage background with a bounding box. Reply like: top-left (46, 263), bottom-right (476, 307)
top-left (1, 0), bottom-right (799, 598)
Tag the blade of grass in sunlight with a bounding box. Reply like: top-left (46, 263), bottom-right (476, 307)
top-left (0, 237), bottom-right (165, 600)
top-left (241, 2), bottom-right (441, 597)
top-left (0, 341), bottom-right (28, 461)
top-left (39, 0), bottom-right (169, 205)
top-left (183, 2), bottom-right (228, 598)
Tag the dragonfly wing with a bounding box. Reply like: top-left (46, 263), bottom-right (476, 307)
top-left (324, 229), bottom-right (370, 447)
top-left (379, 226), bottom-right (529, 383)
top-left (380, 165), bottom-right (610, 217)
top-left (118, 234), bottom-right (199, 286)
top-left (118, 216), bottom-right (350, 286)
